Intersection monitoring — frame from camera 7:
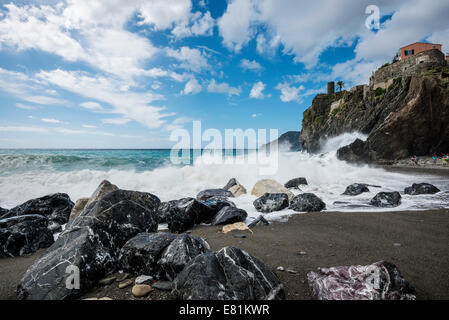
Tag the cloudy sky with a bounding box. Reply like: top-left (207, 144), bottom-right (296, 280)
top-left (1, 0), bottom-right (448, 148)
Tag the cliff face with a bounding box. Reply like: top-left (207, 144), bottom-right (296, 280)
top-left (263, 131), bottom-right (302, 151)
top-left (299, 63), bottom-right (449, 162)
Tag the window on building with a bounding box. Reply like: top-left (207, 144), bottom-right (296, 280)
top-left (404, 49), bottom-right (414, 56)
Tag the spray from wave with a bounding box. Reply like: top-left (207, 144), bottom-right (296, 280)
top-left (0, 133), bottom-right (447, 221)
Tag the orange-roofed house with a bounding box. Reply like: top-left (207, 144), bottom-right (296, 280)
top-left (400, 42), bottom-right (442, 60)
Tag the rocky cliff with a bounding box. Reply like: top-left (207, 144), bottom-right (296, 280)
top-left (299, 61), bottom-right (449, 163)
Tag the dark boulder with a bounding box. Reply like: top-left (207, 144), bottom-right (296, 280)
top-left (289, 193), bottom-right (326, 212)
top-left (343, 183), bottom-right (370, 196)
top-left (196, 189), bottom-right (233, 201)
top-left (17, 190), bottom-right (160, 300)
top-left (202, 197), bottom-right (236, 215)
top-left (0, 207), bottom-right (8, 217)
top-left (369, 192), bottom-right (401, 208)
top-left (1, 194), bottom-right (74, 225)
top-left (158, 234), bottom-right (210, 281)
top-left (404, 183), bottom-right (440, 195)
top-left (223, 178), bottom-right (238, 191)
top-left (156, 200), bottom-right (179, 223)
top-left (119, 232), bottom-right (209, 282)
top-left (307, 261), bottom-right (416, 300)
top-left (166, 198), bottom-right (215, 234)
top-left (284, 177), bottom-right (308, 189)
top-left (173, 246), bottom-right (285, 300)
top-left (253, 193), bottom-right (289, 213)
top-left (211, 207), bottom-right (247, 226)
top-left (119, 232), bottom-right (177, 277)
top-left (0, 215), bottom-right (54, 257)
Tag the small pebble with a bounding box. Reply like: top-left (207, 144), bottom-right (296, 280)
top-left (98, 275), bottom-right (116, 286)
top-left (287, 268), bottom-right (298, 274)
top-left (393, 243), bottom-right (402, 247)
top-left (118, 279), bottom-right (133, 289)
top-left (296, 251), bottom-right (307, 256)
top-left (234, 234), bottom-right (246, 239)
top-left (277, 266), bottom-right (285, 271)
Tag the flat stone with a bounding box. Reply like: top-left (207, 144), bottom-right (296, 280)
top-left (277, 266), bottom-right (285, 271)
top-left (132, 284), bottom-right (153, 298)
top-left (98, 275), bottom-right (116, 286)
top-left (233, 234), bottom-right (246, 239)
top-left (118, 279), bottom-right (134, 289)
top-left (296, 251), bottom-right (307, 256)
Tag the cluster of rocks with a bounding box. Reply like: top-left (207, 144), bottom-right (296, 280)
top-left (251, 178), bottom-right (326, 214)
top-left (0, 193), bottom-right (74, 257)
top-left (13, 180), bottom-right (284, 300)
top-left (341, 182), bottom-right (441, 208)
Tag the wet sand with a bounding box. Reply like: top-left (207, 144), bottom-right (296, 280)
top-left (2, 210), bottom-right (448, 300)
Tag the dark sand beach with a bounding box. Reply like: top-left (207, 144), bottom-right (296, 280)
top-left (2, 209), bottom-right (448, 300)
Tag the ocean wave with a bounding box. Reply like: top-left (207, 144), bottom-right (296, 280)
top-left (0, 145), bottom-right (448, 220)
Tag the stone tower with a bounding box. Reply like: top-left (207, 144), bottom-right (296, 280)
top-left (327, 81), bottom-right (335, 95)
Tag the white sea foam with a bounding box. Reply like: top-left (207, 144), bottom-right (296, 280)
top-left (0, 133), bottom-right (448, 222)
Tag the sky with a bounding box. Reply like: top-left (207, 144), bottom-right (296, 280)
top-left (0, 0), bottom-right (448, 149)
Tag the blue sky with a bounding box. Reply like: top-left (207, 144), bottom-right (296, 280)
top-left (0, 0), bottom-right (448, 148)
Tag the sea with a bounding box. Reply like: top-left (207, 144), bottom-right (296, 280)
top-left (1, 133), bottom-right (448, 222)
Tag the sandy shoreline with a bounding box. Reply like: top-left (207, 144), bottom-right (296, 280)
top-left (1, 209), bottom-right (448, 300)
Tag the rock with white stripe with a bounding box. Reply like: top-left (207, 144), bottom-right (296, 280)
top-left (173, 246), bottom-right (285, 300)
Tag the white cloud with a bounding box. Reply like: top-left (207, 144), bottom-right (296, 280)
top-left (102, 118), bottom-right (131, 125)
top-left (166, 46), bottom-right (210, 72)
top-left (275, 82), bottom-right (304, 103)
top-left (82, 124), bottom-right (97, 128)
top-left (182, 78), bottom-right (202, 95)
top-left (172, 11), bottom-right (215, 38)
top-left (251, 113), bottom-right (262, 118)
top-left (41, 118), bottom-right (62, 124)
top-left (217, 0), bottom-right (258, 52)
top-left (207, 79), bottom-right (241, 96)
top-left (80, 101), bottom-right (105, 112)
top-left (240, 59), bottom-right (264, 72)
top-left (24, 95), bottom-right (64, 105)
top-left (37, 69), bottom-right (171, 129)
top-left (0, 126), bottom-right (49, 133)
top-left (249, 81), bottom-right (270, 99)
top-left (139, 0), bottom-right (191, 30)
top-left (15, 103), bottom-right (37, 110)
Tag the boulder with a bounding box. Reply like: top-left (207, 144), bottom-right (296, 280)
top-left (343, 183), bottom-right (370, 196)
top-left (0, 207), bottom-right (8, 217)
top-left (307, 261), bottom-right (416, 300)
top-left (202, 197), bottom-right (236, 215)
top-left (196, 189), bottom-right (233, 201)
top-left (253, 193), bottom-right (289, 213)
top-left (166, 198), bottom-right (215, 234)
top-left (173, 246), bottom-right (285, 300)
top-left (119, 232), bottom-right (209, 282)
top-left (156, 200), bottom-right (179, 223)
top-left (86, 180), bottom-right (118, 207)
top-left (17, 189), bottom-right (160, 300)
top-left (228, 184), bottom-right (247, 197)
top-left (369, 192), bottom-right (401, 208)
top-left (0, 215), bottom-right (54, 257)
top-left (251, 179), bottom-right (294, 201)
top-left (404, 183), bottom-right (440, 195)
top-left (119, 232), bottom-right (177, 277)
top-left (211, 207), bottom-right (247, 226)
top-left (69, 198), bottom-right (89, 221)
top-left (284, 177), bottom-right (308, 189)
top-left (1, 193), bottom-right (74, 225)
top-left (157, 234), bottom-right (210, 281)
top-left (132, 284), bottom-right (153, 297)
top-left (223, 178), bottom-right (238, 191)
top-left (289, 193), bottom-right (326, 212)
